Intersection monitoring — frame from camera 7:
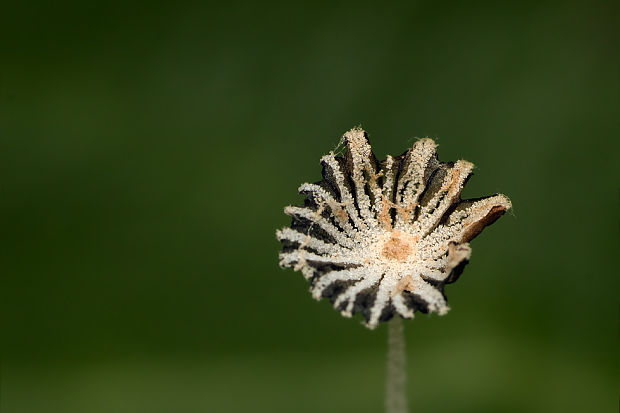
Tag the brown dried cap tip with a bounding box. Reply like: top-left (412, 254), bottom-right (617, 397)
top-left (276, 127), bottom-right (511, 329)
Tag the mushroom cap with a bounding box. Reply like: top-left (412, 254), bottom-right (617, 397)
top-left (277, 127), bottom-right (511, 329)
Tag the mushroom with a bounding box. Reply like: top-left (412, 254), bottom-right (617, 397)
top-left (276, 127), bottom-right (511, 413)
top-left (277, 127), bottom-right (511, 328)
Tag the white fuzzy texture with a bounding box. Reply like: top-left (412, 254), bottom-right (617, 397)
top-left (277, 127), bottom-right (511, 329)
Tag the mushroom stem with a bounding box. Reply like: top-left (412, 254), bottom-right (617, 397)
top-left (386, 317), bottom-right (408, 413)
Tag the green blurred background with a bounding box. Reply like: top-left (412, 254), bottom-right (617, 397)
top-left (1, 1), bottom-right (618, 412)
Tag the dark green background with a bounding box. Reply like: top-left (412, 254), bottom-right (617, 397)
top-left (1, 1), bottom-right (618, 412)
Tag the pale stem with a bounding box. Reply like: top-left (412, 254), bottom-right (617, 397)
top-left (386, 317), bottom-right (408, 413)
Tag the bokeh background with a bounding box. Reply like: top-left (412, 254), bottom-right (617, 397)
top-left (1, 1), bottom-right (618, 412)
